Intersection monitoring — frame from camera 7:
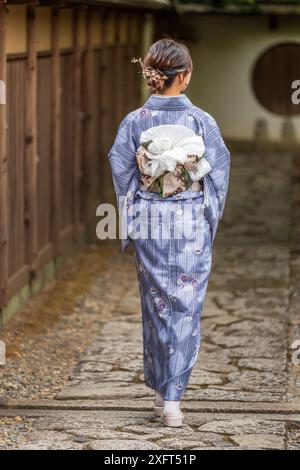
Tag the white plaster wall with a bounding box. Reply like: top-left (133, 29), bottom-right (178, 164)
top-left (185, 14), bottom-right (300, 142)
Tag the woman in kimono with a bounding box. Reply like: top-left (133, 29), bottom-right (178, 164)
top-left (108, 38), bottom-right (230, 427)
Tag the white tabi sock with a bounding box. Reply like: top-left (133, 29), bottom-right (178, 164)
top-left (163, 400), bottom-right (181, 416)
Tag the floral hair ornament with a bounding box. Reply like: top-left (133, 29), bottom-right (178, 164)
top-left (131, 57), bottom-right (190, 88)
top-left (131, 57), bottom-right (169, 86)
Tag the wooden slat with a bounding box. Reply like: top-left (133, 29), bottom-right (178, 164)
top-left (82, 7), bottom-right (94, 235)
top-left (101, 13), bottom-right (117, 203)
top-left (91, 48), bottom-right (102, 207)
top-left (72, 8), bottom-right (83, 241)
top-left (25, 6), bottom-right (38, 278)
top-left (37, 56), bottom-right (52, 257)
top-left (60, 51), bottom-right (74, 236)
top-left (123, 11), bottom-right (131, 114)
top-left (98, 10), bottom-right (106, 201)
top-left (127, 12), bottom-right (139, 111)
top-left (115, 11), bottom-right (123, 125)
top-left (50, 8), bottom-right (61, 257)
top-left (7, 59), bottom-right (27, 280)
top-left (134, 11), bottom-right (144, 108)
top-left (0, 4), bottom-right (8, 307)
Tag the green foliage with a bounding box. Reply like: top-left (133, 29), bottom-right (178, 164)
top-left (179, 0), bottom-right (300, 10)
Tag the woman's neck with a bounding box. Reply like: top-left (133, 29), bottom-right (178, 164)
top-left (154, 92), bottom-right (184, 98)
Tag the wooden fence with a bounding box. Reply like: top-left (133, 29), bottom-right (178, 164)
top-left (0, 5), bottom-right (143, 322)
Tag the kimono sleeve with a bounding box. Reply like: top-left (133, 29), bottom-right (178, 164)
top-left (107, 112), bottom-right (139, 202)
top-left (201, 112), bottom-right (231, 220)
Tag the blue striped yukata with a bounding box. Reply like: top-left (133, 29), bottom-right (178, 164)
top-left (108, 93), bottom-right (230, 401)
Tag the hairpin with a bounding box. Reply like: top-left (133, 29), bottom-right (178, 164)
top-left (131, 57), bottom-right (169, 84)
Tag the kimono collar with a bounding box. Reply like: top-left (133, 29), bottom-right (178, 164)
top-left (143, 93), bottom-right (193, 111)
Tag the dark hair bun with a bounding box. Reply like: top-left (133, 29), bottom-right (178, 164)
top-left (135, 38), bottom-right (193, 92)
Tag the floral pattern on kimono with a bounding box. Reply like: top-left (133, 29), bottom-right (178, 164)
top-left (107, 93), bottom-right (231, 401)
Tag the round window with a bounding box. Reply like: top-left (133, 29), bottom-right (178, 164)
top-left (251, 42), bottom-right (300, 116)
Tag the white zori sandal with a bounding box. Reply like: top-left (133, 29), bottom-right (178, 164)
top-left (162, 409), bottom-right (183, 427)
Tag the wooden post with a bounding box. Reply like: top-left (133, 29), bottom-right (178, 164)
top-left (124, 12), bottom-right (133, 113)
top-left (0, 3), bottom-right (8, 308)
top-left (97, 10), bottom-right (105, 203)
top-left (127, 13), bottom-right (139, 109)
top-left (99, 8), bottom-right (110, 202)
top-left (25, 6), bottom-right (38, 278)
top-left (72, 9), bottom-right (83, 242)
top-left (82, 7), bottom-right (94, 237)
top-left (135, 12), bottom-right (144, 107)
top-left (115, 11), bottom-right (123, 125)
top-left (50, 8), bottom-right (61, 257)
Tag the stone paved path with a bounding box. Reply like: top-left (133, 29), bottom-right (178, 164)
top-left (1, 149), bottom-right (300, 449)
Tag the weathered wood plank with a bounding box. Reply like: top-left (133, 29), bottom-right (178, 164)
top-left (82, 7), bottom-right (94, 236)
top-left (72, 8), bottom-right (83, 241)
top-left (115, 11), bottom-right (123, 126)
top-left (0, 4), bottom-right (8, 307)
top-left (50, 8), bottom-right (61, 257)
top-left (25, 6), bottom-right (38, 278)
top-left (98, 9), bottom-right (107, 202)
top-left (100, 11), bottom-right (110, 201)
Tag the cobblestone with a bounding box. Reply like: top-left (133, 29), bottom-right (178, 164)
top-left (0, 149), bottom-right (299, 449)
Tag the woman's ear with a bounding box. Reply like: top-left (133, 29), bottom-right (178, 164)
top-left (176, 72), bottom-right (185, 85)
top-left (185, 70), bottom-right (192, 84)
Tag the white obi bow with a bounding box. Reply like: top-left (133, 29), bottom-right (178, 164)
top-left (139, 124), bottom-right (211, 181)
